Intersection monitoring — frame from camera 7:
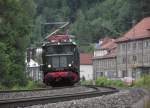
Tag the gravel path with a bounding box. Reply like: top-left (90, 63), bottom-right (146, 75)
top-left (24, 88), bottom-right (148, 108)
top-left (0, 86), bottom-right (99, 100)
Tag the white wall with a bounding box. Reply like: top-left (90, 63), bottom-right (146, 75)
top-left (94, 50), bottom-right (108, 57)
top-left (80, 65), bottom-right (93, 80)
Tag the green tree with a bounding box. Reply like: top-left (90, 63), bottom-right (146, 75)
top-left (0, 0), bottom-right (35, 87)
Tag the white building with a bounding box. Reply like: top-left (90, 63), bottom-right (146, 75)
top-left (26, 59), bottom-right (42, 81)
top-left (80, 53), bottom-right (93, 80)
top-left (93, 38), bottom-right (117, 80)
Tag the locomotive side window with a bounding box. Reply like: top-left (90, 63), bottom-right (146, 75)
top-left (46, 45), bottom-right (73, 54)
top-left (46, 46), bottom-right (57, 54)
top-left (47, 47), bottom-right (54, 53)
top-left (64, 46), bottom-right (72, 53)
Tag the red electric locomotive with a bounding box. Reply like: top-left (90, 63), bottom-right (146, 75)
top-left (41, 35), bottom-right (80, 86)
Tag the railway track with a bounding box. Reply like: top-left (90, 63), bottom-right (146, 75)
top-left (0, 85), bottom-right (119, 108)
top-left (0, 85), bottom-right (77, 93)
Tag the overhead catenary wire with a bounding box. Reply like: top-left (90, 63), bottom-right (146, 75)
top-left (42, 22), bottom-right (69, 42)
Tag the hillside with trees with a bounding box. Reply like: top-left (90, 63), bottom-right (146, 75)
top-left (33, 0), bottom-right (150, 47)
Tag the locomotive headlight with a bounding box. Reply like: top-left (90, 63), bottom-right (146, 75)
top-left (48, 64), bottom-right (51, 68)
top-left (68, 64), bottom-right (72, 67)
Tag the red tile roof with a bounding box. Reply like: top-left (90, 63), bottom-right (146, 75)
top-left (93, 38), bottom-right (117, 59)
top-left (80, 53), bottom-right (92, 65)
top-left (100, 37), bottom-right (112, 46)
top-left (116, 17), bottom-right (150, 42)
top-left (101, 39), bottom-right (117, 49)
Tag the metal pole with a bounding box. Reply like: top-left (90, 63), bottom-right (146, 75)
top-left (126, 42), bottom-right (127, 77)
top-left (115, 56), bottom-right (118, 78)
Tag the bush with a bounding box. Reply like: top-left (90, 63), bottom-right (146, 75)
top-left (11, 80), bottom-right (44, 90)
top-left (0, 84), bottom-right (8, 91)
top-left (82, 75), bottom-right (150, 89)
top-left (96, 77), bottom-right (111, 86)
top-left (26, 80), bottom-right (38, 89)
top-left (12, 84), bottom-right (25, 90)
top-left (111, 80), bottom-right (126, 87)
top-left (81, 80), bottom-right (93, 85)
top-left (133, 75), bottom-right (150, 88)
top-left (81, 77), bottom-right (126, 88)
top-left (95, 77), bottom-right (126, 88)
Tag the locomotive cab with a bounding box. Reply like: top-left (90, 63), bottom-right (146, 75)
top-left (41, 37), bottom-right (80, 86)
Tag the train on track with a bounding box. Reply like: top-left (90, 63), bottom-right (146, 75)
top-left (27, 22), bottom-right (80, 86)
top-left (41, 35), bottom-right (80, 86)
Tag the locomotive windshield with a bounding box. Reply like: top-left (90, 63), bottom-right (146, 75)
top-left (51, 56), bottom-right (67, 67)
top-left (45, 44), bottom-right (74, 68)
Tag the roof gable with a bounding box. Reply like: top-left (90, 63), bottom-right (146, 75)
top-left (101, 39), bottom-right (117, 49)
top-left (116, 17), bottom-right (150, 42)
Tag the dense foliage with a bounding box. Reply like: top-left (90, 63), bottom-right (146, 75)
top-left (82, 75), bottom-right (150, 89)
top-left (34, 0), bottom-right (150, 45)
top-left (0, 0), bottom-right (35, 87)
top-left (0, 0), bottom-right (150, 87)
top-left (81, 77), bottom-right (126, 88)
top-left (133, 75), bottom-right (150, 89)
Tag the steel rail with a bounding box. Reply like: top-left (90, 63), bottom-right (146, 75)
top-left (0, 88), bottom-right (47, 93)
top-left (0, 85), bottom-right (78, 93)
top-left (0, 86), bottom-right (119, 108)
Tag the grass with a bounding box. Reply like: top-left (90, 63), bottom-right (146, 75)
top-left (81, 80), bottom-right (93, 85)
top-left (82, 75), bottom-right (150, 89)
top-left (0, 80), bottom-right (45, 91)
top-left (133, 75), bottom-right (150, 90)
top-left (1, 75), bottom-right (150, 90)
top-left (81, 77), bottom-right (127, 88)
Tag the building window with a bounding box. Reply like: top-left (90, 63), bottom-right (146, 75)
top-left (149, 55), bottom-right (150, 64)
top-left (137, 54), bottom-right (142, 63)
top-left (98, 60), bottom-right (100, 65)
top-left (107, 60), bottom-right (109, 67)
top-left (97, 72), bottom-right (104, 77)
top-left (122, 56), bottom-right (126, 64)
top-left (138, 41), bottom-right (142, 49)
top-left (132, 42), bottom-right (137, 50)
top-left (102, 60), bottom-right (103, 67)
top-left (101, 72), bottom-right (104, 76)
top-left (109, 61), bottom-right (111, 68)
top-left (104, 60), bottom-right (106, 68)
top-left (118, 45), bottom-right (121, 51)
top-left (132, 70), bottom-right (136, 78)
top-left (132, 55), bottom-right (137, 63)
top-left (144, 40), bottom-right (148, 48)
top-left (127, 55), bottom-right (130, 64)
top-left (122, 70), bottom-right (127, 77)
top-left (128, 42), bottom-right (131, 50)
top-left (145, 55), bottom-right (149, 63)
top-left (117, 56), bottom-right (121, 64)
top-left (109, 60), bottom-right (110, 67)
top-left (100, 60), bottom-right (103, 67)
top-left (122, 43), bottom-right (126, 51)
